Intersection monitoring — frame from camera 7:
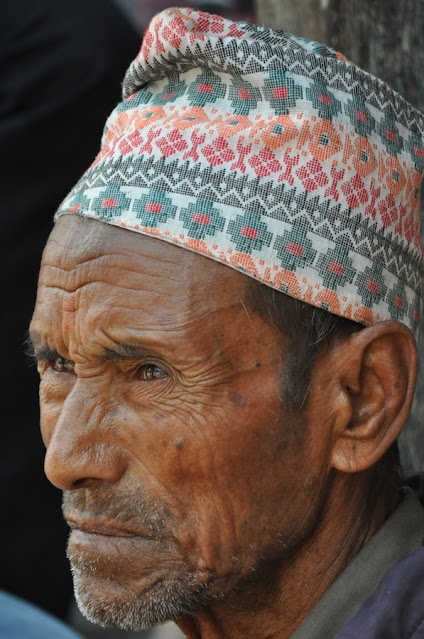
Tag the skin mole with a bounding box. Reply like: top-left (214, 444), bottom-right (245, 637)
top-left (230, 393), bottom-right (247, 406)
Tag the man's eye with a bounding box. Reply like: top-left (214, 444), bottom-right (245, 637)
top-left (51, 356), bottom-right (75, 373)
top-left (137, 364), bottom-right (167, 381)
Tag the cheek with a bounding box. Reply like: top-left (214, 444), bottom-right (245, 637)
top-left (39, 374), bottom-right (74, 446)
top-left (108, 396), bottom-right (242, 565)
top-left (122, 393), bottom-right (288, 574)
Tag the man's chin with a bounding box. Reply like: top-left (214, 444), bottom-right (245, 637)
top-left (66, 523), bottom-right (217, 629)
top-left (71, 566), bottom-right (208, 631)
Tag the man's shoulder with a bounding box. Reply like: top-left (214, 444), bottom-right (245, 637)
top-left (291, 485), bottom-right (424, 639)
top-left (335, 481), bottom-right (424, 639)
top-left (335, 544), bottom-right (424, 638)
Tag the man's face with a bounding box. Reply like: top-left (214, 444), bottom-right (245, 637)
top-left (30, 215), bottom-right (331, 630)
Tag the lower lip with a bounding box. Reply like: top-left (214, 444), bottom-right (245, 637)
top-left (69, 528), bottom-right (150, 553)
top-left (68, 529), bottom-right (165, 582)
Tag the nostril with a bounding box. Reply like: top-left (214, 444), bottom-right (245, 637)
top-left (72, 477), bottom-right (87, 488)
top-left (70, 474), bottom-right (120, 490)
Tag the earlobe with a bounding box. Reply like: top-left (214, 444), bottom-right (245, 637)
top-left (330, 321), bottom-right (417, 474)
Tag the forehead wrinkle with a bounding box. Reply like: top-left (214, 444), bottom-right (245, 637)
top-left (41, 241), bottom-right (114, 272)
top-left (45, 217), bottom-right (194, 275)
top-left (38, 259), bottom-right (188, 301)
top-left (40, 253), bottom-right (184, 283)
top-left (36, 275), bottom-right (251, 339)
top-left (46, 217), bottom-right (250, 313)
top-left (34, 281), bottom-right (198, 350)
top-left (42, 247), bottom-right (187, 282)
top-left (49, 215), bottom-right (242, 286)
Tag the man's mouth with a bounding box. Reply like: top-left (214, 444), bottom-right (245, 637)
top-left (66, 517), bottom-right (138, 538)
top-left (65, 515), bottom-right (170, 581)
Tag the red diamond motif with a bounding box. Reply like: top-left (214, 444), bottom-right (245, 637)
top-left (238, 88), bottom-right (251, 100)
top-left (192, 213), bottom-right (211, 226)
top-left (202, 138), bottom-right (235, 166)
top-left (379, 194), bottom-right (398, 228)
top-left (286, 242), bottom-right (303, 257)
top-left (197, 83), bottom-right (213, 94)
top-left (341, 174), bottom-right (369, 208)
top-left (354, 110), bottom-right (368, 123)
top-left (162, 91), bottom-right (176, 101)
top-left (145, 202), bottom-right (162, 213)
top-left (318, 94), bottom-right (332, 105)
top-left (366, 280), bottom-right (379, 294)
top-left (102, 198), bottom-right (117, 208)
top-left (296, 159), bottom-right (329, 192)
top-left (328, 261), bottom-right (344, 276)
top-left (241, 226), bottom-right (258, 240)
top-left (248, 148), bottom-right (282, 178)
top-left (272, 86), bottom-right (288, 99)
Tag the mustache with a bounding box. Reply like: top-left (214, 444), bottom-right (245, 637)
top-left (62, 481), bottom-right (171, 538)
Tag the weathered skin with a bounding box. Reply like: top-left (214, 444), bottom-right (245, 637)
top-left (30, 215), bottom-right (417, 639)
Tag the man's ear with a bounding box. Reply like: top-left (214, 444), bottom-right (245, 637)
top-left (326, 321), bottom-right (417, 473)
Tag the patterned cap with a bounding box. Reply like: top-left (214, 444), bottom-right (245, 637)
top-left (56, 7), bottom-right (424, 335)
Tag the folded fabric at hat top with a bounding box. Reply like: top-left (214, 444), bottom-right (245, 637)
top-left (56, 7), bottom-right (424, 335)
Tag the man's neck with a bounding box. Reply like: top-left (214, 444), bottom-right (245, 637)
top-left (176, 472), bottom-right (398, 639)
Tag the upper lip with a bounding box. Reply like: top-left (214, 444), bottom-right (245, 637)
top-left (66, 518), bottom-right (137, 537)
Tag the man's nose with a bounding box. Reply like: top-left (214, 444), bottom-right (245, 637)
top-left (44, 380), bottom-right (127, 490)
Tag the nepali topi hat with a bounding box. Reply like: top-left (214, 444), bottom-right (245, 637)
top-left (55, 7), bottom-right (424, 335)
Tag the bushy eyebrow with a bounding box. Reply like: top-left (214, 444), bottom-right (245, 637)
top-left (27, 331), bottom-right (152, 364)
top-left (104, 343), bottom-right (151, 360)
top-left (25, 333), bottom-right (60, 363)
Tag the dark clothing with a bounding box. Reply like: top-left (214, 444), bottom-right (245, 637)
top-left (335, 546), bottom-right (424, 638)
top-left (292, 488), bottom-right (424, 638)
top-left (0, 0), bottom-right (139, 618)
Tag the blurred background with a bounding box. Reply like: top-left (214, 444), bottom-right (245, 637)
top-left (1, 0), bottom-right (422, 638)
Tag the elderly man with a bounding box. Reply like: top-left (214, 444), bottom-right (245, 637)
top-left (29, 8), bottom-right (424, 639)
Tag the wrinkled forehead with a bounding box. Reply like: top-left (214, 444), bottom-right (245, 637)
top-left (32, 215), bottom-right (282, 371)
top-left (38, 214), bottom-right (250, 310)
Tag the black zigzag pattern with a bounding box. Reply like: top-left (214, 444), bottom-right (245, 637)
top-left (68, 155), bottom-right (423, 294)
